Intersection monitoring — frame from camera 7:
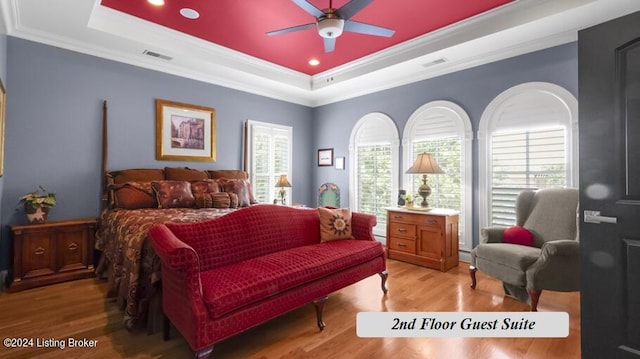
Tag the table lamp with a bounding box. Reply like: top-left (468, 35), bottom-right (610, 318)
top-left (405, 153), bottom-right (444, 208)
top-left (275, 174), bottom-right (292, 205)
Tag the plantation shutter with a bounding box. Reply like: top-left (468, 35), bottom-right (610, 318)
top-left (245, 120), bottom-right (292, 204)
top-left (490, 126), bottom-right (566, 226)
top-left (354, 117), bottom-right (395, 230)
top-left (409, 112), bottom-right (461, 209)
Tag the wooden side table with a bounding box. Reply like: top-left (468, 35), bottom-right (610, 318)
top-left (9, 218), bottom-right (97, 292)
top-left (386, 207), bottom-right (459, 271)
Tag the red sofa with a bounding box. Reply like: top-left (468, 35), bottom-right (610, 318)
top-left (148, 204), bottom-right (388, 358)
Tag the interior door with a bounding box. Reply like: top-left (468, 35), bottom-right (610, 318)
top-left (578, 11), bottom-right (640, 358)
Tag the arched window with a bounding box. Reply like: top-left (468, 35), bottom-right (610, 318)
top-left (402, 101), bottom-right (473, 251)
top-left (478, 82), bottom-right (578, 228)
top-left (349, 113), bottom-right (399, 237)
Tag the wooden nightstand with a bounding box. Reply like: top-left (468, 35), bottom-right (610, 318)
top-left (386, 207), bottom-right (459, 271)
top-left (9, 218), bottom-right (97, 292)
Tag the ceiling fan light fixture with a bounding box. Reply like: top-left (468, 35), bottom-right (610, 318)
top-left (317, 18), bottom-right (344, 38)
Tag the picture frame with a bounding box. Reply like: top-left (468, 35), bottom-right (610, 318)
top-left (335, 156), bottom-right (345, 170)
top-left (0, 78), bottom-right (5, 177)
top-left (318, 148), bottom-right (334, 166)
top-left (156, 99), bottom-right (216, 162)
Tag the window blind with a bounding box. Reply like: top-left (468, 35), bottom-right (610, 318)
top-left (246, 121), bottom-right (292, 204)
top-left (490, 127), bottom-right (566, 226)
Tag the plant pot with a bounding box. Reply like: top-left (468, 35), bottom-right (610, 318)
top-left (25, 205), bottom-right (50, 224)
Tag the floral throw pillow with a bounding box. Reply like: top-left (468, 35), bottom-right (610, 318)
top-left (318, 207), bottom-right (353, 242)
top-left (151, 180), bottom-right (196, 208)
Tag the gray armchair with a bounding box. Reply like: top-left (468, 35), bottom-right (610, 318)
top-left (470, 187), bottom-right (579, 311)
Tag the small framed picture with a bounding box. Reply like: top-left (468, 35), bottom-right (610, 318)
top-left (318, 148), bottom-right (334, 166)
top-left (335, 157), bottom-right (345, 170)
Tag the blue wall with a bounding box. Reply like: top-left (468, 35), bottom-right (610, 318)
top-left (0, 37), bottom-right (578, 270)
top-left (311, 42), bottom-right (578, 249)
top-left (0, 37), bottom-right (314, 270)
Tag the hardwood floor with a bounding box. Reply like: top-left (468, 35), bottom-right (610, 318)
top-left (0, 259), bottom-right (580, 359)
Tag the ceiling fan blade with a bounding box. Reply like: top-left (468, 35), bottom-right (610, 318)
top-left (323, 37), bottom-right (336, 53)
top-left (292, 0), bottom-right (325, 18)
top-left (344, 20), bottom-right (394, 37)
top-left (266, 23), bottom-right (316, 36)
top-left (335, 0), bottom-right (374, 19)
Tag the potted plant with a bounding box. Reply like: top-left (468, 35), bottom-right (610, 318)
top-left (19, 186), bottom-right (56, 224)
top-left (401, 193), bottom-right (415, 208)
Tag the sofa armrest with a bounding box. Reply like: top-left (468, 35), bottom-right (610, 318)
top-left (149, 224), bottom-right (201, 273)
top-left (148, 224), bottom-right (211, 347)
top-left (351, 212), bottom-right (377, 241)
top-left (480, 227), bottom-right (506, 244)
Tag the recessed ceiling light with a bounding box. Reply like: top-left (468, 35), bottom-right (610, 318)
top-left (180, 8), bottom-right (200, 19)
top-left (147, 0), bottom-right (165, 6)
top-left (309, 59), bottom-right (320, 66)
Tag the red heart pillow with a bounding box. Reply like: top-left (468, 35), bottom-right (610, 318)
top-left (502, 226), bottom-right (534, 246)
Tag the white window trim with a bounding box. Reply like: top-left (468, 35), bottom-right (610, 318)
top-left (402, 100), bottom-right (473, 251)
top-left (349, 112), bottom-right (400, 238)
top-left (478, 82), bottom-right (579, 231)
top-left (244, 119), bottom-right (293, 204)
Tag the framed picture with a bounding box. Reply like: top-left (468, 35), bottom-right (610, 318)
top-left (335, 157), bottom-right (345, 170)
top-left (156, 99), bottom-right (216, 161)
top-left (318, 148), bottom-right (334, 166)
top-left (0, 78), bottom-right (5, 177)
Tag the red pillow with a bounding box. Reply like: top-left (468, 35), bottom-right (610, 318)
top-left (502, 226), bottom-right (534, 246)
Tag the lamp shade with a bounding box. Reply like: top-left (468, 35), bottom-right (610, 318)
top-left (405, 153), bottom-right (444, 174)
top-left (275, 174), bottom-right (292, 188)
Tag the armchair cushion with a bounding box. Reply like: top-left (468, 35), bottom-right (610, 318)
top-left (502, 226), bottom-right (535, 246)
top-left (474, 243), bottom-right (541, 272)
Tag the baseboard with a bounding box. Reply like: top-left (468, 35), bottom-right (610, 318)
top-left (459, 250), bottom-right (471, 264)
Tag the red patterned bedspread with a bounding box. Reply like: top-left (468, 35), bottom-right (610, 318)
top-left (95, 207), bottom-right (237, 330)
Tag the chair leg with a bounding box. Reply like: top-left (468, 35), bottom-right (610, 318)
top-left (313, 296), bottom-right (329, 331)
top-left (469, 266), bottom-right (477, 289)
top-left (163, 314), bottom-right (171, 341)
top-left (528, 289), bottom-right (541, 312)
top-left (194, 345), bottom-right (214, 359)
top-left (378, 270), bottom-right (389, 294)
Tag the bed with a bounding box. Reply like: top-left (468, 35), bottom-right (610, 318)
top-left (95, 102), bottom-right (256, 331)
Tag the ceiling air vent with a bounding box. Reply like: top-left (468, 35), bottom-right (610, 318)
top-left (421, 58), bottom-right (447, 68)
top-left (143, 50), bottom-right (173, 61)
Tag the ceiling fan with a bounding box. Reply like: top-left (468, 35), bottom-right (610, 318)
top-left (266, 0), bottom-right (395, 53)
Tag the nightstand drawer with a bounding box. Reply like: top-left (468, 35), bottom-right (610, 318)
top-left (388, 237), bottom-right (416, 253)
top-left (389, 222), bottom-right (416, 239)
top-left (421, 215), bottom-right (443, 228)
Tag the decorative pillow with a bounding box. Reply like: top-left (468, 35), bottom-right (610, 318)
top-left (194, 193), bottom-right (214, 208)
top-left (502, 226), bottom-right (535, 246)
top-left (165, 167), bottom-right (208, 181)
top-left (110, 182), bottom-right (156, 209)
top-left (211, 192), bottom-right (231, 208)
top-left (219, 178), bottom-right (251, 207)
top-left (110, 169), bottom-right (165, 184)
top-left (151, 180), bottom-right (196, 208)
top-left (208, 171), bottom-right (258, 204)
top-left (228, 192), bottom-right (239, 208)
top-left (191, 179), bottom-right (221, 197)
top-left (207, 170), bottom-right (248, 180)
top-left (318, 207), bottom-right (353, 242)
